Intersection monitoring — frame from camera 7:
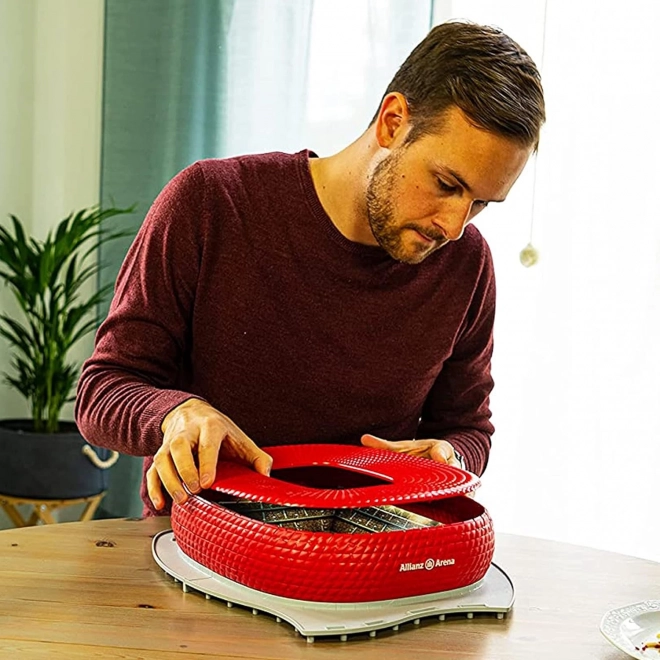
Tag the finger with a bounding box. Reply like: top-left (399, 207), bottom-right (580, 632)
top-left (197, 420), bottom-right (224, 488)
top-left (252, 449), bottom-right (273, 476)
top-left (362, 435), bottom-right (438, 460)
top-left (361, 434), bottom-right (417, 453)
top-left (146, 464), bottom-right (165, 510)
top-left (224, 427), bottom-right (273, 476)
top-left (169, 431), bottom-right (202, 494)
top-left (361, 434), bottom-right (395, 449)
top-left (153, 449), bottom-right (188, 504)
top-left (428, 441), bottom-right (454, 464)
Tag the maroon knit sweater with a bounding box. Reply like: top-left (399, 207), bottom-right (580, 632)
top-left (76, 151), bottom-right (496, 516)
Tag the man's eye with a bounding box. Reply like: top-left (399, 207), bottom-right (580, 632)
top-left (437, 178), bottom-right (457, 193)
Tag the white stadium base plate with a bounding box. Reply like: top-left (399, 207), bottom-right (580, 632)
top-left (152, 529), bottom-right (515, 642)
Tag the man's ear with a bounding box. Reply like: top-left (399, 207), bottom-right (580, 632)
top-left (374, 92), bottom-right (411, 148)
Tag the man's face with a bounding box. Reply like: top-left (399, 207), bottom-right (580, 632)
top-left (366, 106), bottom-right (532, 264)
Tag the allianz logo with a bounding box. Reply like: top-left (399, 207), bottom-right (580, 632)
top-left (399, 558), bottom-right (456, 572)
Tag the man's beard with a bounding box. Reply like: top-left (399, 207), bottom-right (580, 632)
top-left (365, 150), bottom-right (445, 265)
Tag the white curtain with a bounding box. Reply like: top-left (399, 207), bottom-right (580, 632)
top-left (442, 0), bottom-right (660, 561)
top-left (223, 0), bottom-right (660, 560)
top-left (222, 0), bottom-right (432, 157)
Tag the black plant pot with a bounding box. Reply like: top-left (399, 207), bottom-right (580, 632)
top-left (0, 419), bottom-right (115, 499)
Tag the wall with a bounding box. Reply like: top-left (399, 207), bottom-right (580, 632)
top-left (0, 0), bottom-right (105, 527)
top-left (0, 0), bottom-right (104, 419)
top-left (0, 0), bottom-right (36, 421)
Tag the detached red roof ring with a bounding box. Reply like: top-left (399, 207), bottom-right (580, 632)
top-left (172, 444), bottom-right (495, 603)
top-left (207, 443), bottom-right (480, 506)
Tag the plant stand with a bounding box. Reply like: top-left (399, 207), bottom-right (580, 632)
top-left (0, 491), bottom-right (106, 527)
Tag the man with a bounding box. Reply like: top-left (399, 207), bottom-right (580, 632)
top-left (76, 20), bottom-right (545, 516)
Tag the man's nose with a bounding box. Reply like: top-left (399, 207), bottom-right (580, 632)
top-left (433, 199), bottom-right (473, 242)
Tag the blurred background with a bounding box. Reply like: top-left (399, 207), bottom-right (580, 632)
top-left (0, 0), bottom-right (658, 561)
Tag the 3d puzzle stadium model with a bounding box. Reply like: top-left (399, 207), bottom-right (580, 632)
top-left (152, 444), bottom-right (515, 641)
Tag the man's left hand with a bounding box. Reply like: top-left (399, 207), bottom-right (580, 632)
top-left (360, 434), bottom-right (462, 468)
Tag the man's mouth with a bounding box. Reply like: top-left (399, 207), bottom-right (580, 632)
top-left (414, 229), bottom-right (435, 244)
top-left (413, 229), bottom-right (447, 246)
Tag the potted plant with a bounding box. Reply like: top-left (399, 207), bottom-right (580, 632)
top-left (0, 205), bottom-right (134, 501)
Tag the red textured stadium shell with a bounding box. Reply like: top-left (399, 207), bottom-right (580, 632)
top-left (171, 444), bottom-right (495, 603)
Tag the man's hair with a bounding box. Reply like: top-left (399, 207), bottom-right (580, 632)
top-left (372, 20), bottom-right (545, 150)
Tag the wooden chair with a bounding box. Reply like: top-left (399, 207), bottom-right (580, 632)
top-left (0, 491), bottom-right (106, 527)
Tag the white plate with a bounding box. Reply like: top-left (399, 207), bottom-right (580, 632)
top-left (600, 600), bottom-right (660, 658)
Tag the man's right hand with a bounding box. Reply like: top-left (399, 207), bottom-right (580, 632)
top-left (147, 398), bottom-right (272, 510)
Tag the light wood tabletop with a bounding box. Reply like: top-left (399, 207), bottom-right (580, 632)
top-left (0, 516), bottom-right (658, 659)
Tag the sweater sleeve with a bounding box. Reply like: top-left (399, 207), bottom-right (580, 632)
top-left (75, 162), bottom-right (207, 456)
top-left (416, 243), bottom-right (496, 476)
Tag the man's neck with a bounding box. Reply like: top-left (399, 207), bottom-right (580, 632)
top-left (308, 133), bottom-right (380, 246)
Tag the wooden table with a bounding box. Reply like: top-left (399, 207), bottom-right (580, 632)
top-left (0, 517), bottom-right (657, 659)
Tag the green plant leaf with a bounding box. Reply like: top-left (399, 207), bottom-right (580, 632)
top-left (0, 203), bottom-right (135, 429)
top-left (0, 314), bottom-right (37, 358)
